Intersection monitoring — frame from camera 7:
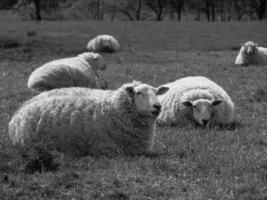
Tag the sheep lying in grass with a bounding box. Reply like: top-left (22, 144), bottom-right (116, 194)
top-left (27, 52), bottom-right (107, 91)
top-left (235, 41), bottom-right (267, 66)
top-left (86, 34), bottom-right (120, 53)
top-left (157, 76), bottom-right (234, 127)
top-left (9, 81), bottom-right (169, 156)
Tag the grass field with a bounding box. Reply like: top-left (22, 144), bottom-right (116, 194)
top-left (0, 20), bottom-right (267, 200)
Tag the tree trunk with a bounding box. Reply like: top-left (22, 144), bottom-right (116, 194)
top-left (156, 12), bottom-right (162, 20)
top-left (34, 0), bottom-right (42, 20)
top-left (211, 4), bottom-right (215, 21)
top-left (96, 1), bottom-right (100, 20)
top-left (177, 8), bottom-right (181, 20)
top-left (250, 0), bottom-right (266, 20)
top-left (258, 0), bottom-right (266, 19)
top-left (177, 1), bottom-right (183, 21)
top-left (156, 0), bottom-right (163, 21)
top-left (136, 0), bottom-right (142, 20)
top-left (205, 0), bottom-right (210, 21)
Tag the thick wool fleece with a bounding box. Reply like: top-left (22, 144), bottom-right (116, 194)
top-left (157, 76), bottom-right (235, 126)
top-left (27, 55), bottom-right (105, 91)
top-left (87, 35), bottom-right (120, 53)
top-left (235, 46), bottom-right (267, 65)
top-left (9, 83), bottom-right (157, 156)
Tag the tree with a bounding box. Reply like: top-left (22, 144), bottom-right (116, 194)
top-left (187, 0), bottom-right (202, 21)
top-left (16, 0), bottom-right (65, 20)
top-left (169, 0), bottom-right (184, 20)
top-left (233, 0), bottom-right (248, 20)
top-left (104, 0), bottom-right (144, 20)
top-left (145, 0), bottom-right (169, 21)
top-left (205, 0), bottom-right (216, 21)
top-left (0, 0), bottom-right (17, 9)
top-left (88, 0), bottom-right (104, 20)
top-left (249, 0), bottom-right (266, 20)
top-left (135, 0), bottom-right (143, 20)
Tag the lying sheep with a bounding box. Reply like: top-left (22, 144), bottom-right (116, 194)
top-left (86, 34), bottom-right (120, 53)
top-left (235, 41), bottom-right (267, 66)
top-left (157, 76), bottom-right (234, 127)
top-left (27, 52), bottom-right (107, 91)
top-left (9, 81), bottom-right (169, 156)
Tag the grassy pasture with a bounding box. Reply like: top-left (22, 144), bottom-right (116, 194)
top-left (0, 21), bottom-right (267, 199)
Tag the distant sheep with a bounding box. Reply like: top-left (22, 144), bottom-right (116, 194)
top-left (235, 41), bottom-right (267, 66)
top-left (157, 76), bottom-right (234, 127)
top-left (27, 52), bottom-right (107, 91)
top-left (87, 34), bottom-right (120, 53)
top-left (9, 81), bottom-right (169, 156)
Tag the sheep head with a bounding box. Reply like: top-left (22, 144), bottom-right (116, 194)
top-left (182, 99), bottom-right (223, 126)
top-left (241, 41), bottom-right (259, 56)
top-left (125, 82), bottom-right (169, 118)
top-left (78, 52), bottom-right (106, 71)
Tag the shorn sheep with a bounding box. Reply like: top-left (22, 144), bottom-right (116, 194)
top-left (157, 76), bottom-right (234, 127)
top-left (9, 81), bottom-right (169, 156)
top-left (27, 52), bottom-right (107, 91)
top-left (235, 41), bottom-right (267, 66)
top-left (86, 34), bottom-right (120, 53)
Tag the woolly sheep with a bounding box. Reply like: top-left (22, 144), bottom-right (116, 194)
top-left (9, 81), bottom-right (169, 156)
top-left (157, 76), bottom-right (234, 127)
top-left (27, 52), bottom-right (107, 91)
top-left (86, 34), bottom-right (120, 53)
top-left (235, 41), bottom-right (267, 66)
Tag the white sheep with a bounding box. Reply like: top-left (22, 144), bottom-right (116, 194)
top-left (27, 52), bottom-right (107, 91)
top-left (235, 41), bottom-right (267, 66)
top-left (86, 34), bottom-right (120, 53)
top-left (157, 76), bottom-right (234, 127)
top-left (9, 81), bottom-right (169, 156)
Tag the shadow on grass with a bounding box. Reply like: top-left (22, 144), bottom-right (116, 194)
top-left (159, 120), bottom-right (243, 131)
top-left (0, 36), bottom-right (21, 49)
top-left (250, 87), bottom-right (267, 102)
top-left (216, 120), bottom-right (244, 131)
top-left (23, 152), bottom-right (60, 174)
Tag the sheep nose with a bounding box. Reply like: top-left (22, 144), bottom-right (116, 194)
top-left (153, 104), bottom-right (161, 111)
top-left (202, 119), bottom-right (209, 126)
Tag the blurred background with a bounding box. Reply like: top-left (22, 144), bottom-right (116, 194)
top-left (0, 0), bottom-right (266, 22)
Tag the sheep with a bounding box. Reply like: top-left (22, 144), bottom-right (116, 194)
top-left (235, 41), bottom-right (267, 66)
top-left (157, 76), bottom-right (235, 127)
top-left (86, 34), bottom-right (120, 53)
top-left (27, 52), bottom-right (107, 91)
top-left (9, 81), bottom-right (169, 156)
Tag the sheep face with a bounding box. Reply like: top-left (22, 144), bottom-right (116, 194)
top-left (79, 52), bottom-right (106, 71)
top-left (100, 37), bottom-right (114, 52)
top-left (125, 84), bottom-right (169, 118)
top-left (243, 41), bottom-right (258, 55)
top-left (182, 99), bottom-right (223, 126)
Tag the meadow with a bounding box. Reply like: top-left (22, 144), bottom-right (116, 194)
top-left (0, 20), bottom-right (267, 200)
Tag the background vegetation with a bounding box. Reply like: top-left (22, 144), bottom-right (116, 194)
top-left (0, 20), bottom-right (266, 199)
top-left (0, 0), bottom-right (267, 21)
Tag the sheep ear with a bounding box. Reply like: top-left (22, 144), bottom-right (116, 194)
top-left (182, 101), bottom-right (193, 107)
top-left (92, 54), bottom-right (98, 60)
top-left (212, 100), bottom-right (223, 106)
top-left (156, 86), bottom-right (169, 95)
top-left (125, 86), bottom-right (135, 96)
